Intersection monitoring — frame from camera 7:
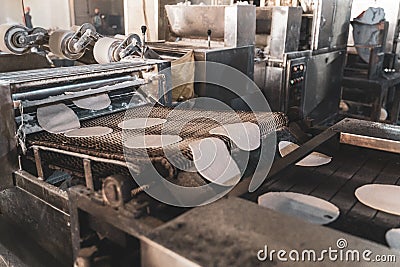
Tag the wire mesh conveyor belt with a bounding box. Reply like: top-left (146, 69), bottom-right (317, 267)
top-left (26, 105), bottom-right (288, 178)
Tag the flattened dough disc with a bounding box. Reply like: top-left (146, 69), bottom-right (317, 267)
top-left (118, 118), bottom-right (167, 130)
top-left (258, 192), bottom-right (340, 225)
top-left (209, 122), bottom-right (260, 151)
top-left (189, 138), bottom-right (241, 187)
top-left (64, 127), bottom-right (113, 138)
top-left (73, 94), bottom-right (111, 110)
top-left (278, 141), bottom-right (332, 167)
top-left (37, 103), bottom-right (80, 134)
top-left (386, 228), bottom-right (400, 250)
top-left (124, 135), bottom-right (182, 149)
top-left (355, 184), bottom-right (400, 216)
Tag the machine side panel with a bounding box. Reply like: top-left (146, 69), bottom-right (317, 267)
top-left (303, 50), bottom-right (346, 124)
top-left (270, 7), bottom-right (302, 58)
top-left (196, 46), bottom-right (255, 107)
top-left (0, 82), bottom-right (17, 190)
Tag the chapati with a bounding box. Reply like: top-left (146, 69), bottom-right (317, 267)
top-left (124, 135), bottom-right (182, 149)
top-left (118, 118), bottom-right (167, 130)
top-left (73, 94), bottom-right (111, 110)
top-left (64, 127), bottom-right (113, 137)
top-left (258, 192), bottom-right (340, 225)
top-left (189, 138), bottom-right (241, 187)
top-left (278, 141), bottom-right (332, 167)
top-left (355, 184), bottom-right (400, 216)
top-left (209, 122), bottom-right (261, 151)
top-left (37, 103), bottom-right (80, 134)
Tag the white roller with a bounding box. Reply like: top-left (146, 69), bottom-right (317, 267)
top-left (118, 118), bottom-right (167, 130)
top-left (49, 30), bottom-right (84, 60)
top-left (64, 127), bottom-right (113, 138)
top-left (37, 103), bottom-right (80, 134)
top-left (386, 228), bottom-right (400, 250)
top-left (73, 94), bottom-right (111, 110)
top-left (355, 184), bottom-right (400, 216)
top-left (189, 138), bottom-right (241, 187)
top-left (258, 192), bottom-right (340, 225)
top-left (0, 24), bottom-right (28, 54)
top-left (124, 135), bottom-right (182, 149)
top-left (278, 141), bottom-right (332, 167)
top-left (209, 122), bottom-right (261, 151)
top-left (93, 37), bottom-right (121, 64)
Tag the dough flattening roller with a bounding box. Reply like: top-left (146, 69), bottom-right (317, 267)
top-left (93, 33), bottom-right (142, 63)
top-left (93, 26), bottom-right (161, 63)
top-left (0, 23), bottom-right (48, 54)
top-left (49, 23), bottom-right (100, 60)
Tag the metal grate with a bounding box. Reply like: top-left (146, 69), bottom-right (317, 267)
top-left (27, 105), bottom-right (288, 178)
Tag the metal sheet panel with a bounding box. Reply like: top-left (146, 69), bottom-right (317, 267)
top-left (269, 6), bottom-right (302, 58)
top-left (165, 5), bottom-right (226, 39)
top-left (303, 50), bottom-right (346, 124)
top-left (0, 82), bottom-right (17, 190)
top-left (312, 0), bottom-right (353, 50)
top-left (224, 5), bottom-right (256, 47)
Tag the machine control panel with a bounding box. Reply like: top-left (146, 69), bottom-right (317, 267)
top-left (287, 60), bottom-right (307, 120)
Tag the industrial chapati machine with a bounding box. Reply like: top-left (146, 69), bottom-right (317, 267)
top-left (0, 3), bottom-right (399, 267)
top-left (254, 0), bottom-right (353, 125)
top-left (0, 23), bottom-right (291, 264)
top-left (0, 58), bottom-right (174, 263)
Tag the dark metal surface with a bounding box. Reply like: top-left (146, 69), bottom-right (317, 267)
top-left (0, 53), bottom-right (51, 72)
top-left (0, 82), bottom-right (17, 190)
top-left (303, 50), bottom-right (346, 125)
top-left (0, 61), bottom-right (156, 93)
top-left (143, 197), bottom-right (398, 267)
top-left (254, 144), bottom-right (400, 245)
top-left (333, 118), bottom-right (400, 141)
top-left (0, 174), bottom-right (72, 264)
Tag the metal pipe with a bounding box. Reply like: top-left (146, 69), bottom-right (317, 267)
top-left (13, 75), bottom-right (135, 101)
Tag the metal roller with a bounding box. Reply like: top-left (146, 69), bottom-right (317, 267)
top-left (49, 30), bottom-right (84, 60)
top-left (0, 24), bottom-right (30, 54)
top-left (93, 37), bottom-right (121, 64)
top-left (94, 34), bottom-right (143, 64)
